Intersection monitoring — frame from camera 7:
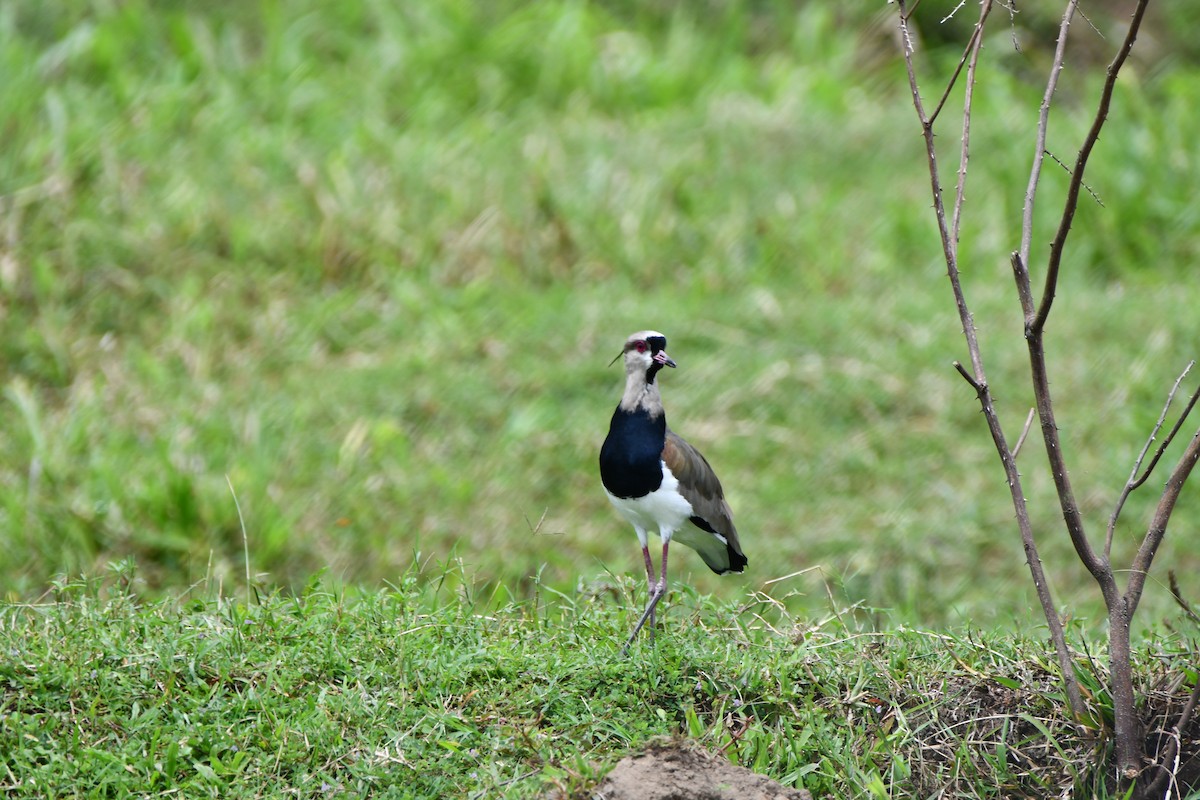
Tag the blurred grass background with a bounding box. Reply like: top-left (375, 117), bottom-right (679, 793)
top-left (2, 0), bottom-right (1199, 632)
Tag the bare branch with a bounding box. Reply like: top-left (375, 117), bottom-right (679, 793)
top-left (1032, 0), bottom-right (1152, 335)
top-left (1028, 342), bottom-right (1113, 593)
top-left (1023, 302), bottom-right (1113, 591)
top-left (941, 0), bottom-right (969, 24)
top-left (1009, 251), bottom-right (1034, 321)
top-left (896, 1), bottom-right (985, 383)
top-left (1131, 369), bottom-right (1200, 492)
top-left (951, 2), bottom-right (995, 246)
top-left (901, 0), bottom-right (926, 22)
top-left (1019, 0), bottom-right (1153, 620)
top-left (1076, 5), bottom-right (1104, 39)
top-left (928, 5), bottom-right (991, 130)
top-left (1011, 407), bottom-right (1036, 460)
top-left (953, 360), bottom-right (984, 393)
top-left (1043, 147), bottom-right (1105, 207)
top-left (1127, 424), bottom-right (1200, 614)
top-left (897, 4), bottom-right (927, 115)
top-left (1002, 0), bottom-right (1021, 53)
top-left (1017, 0), bottom-right (1079, 309)
top-left (1106, 361), bottom-right (1197, 558)
top-left (897, 0), bottom-right (1086, 725)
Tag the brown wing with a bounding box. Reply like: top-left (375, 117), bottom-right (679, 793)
top-left (662, 429), bottom-right (747, 573)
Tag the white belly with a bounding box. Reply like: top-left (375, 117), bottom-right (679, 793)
top-left (604, 462), bottom-right (694, 544)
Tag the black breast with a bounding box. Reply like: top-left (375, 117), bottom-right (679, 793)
top-left (599, 406), bottom-right (666, 499)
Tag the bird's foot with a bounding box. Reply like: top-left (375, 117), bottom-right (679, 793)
top-left (620, 582), bottom-right (667, 656)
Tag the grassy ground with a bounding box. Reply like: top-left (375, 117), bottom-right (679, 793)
top-left (3, 1), bottom-right (1200, 795)
top-left (4, 0), bottom-right (1200, 629)
top-left (4, 565), bottom-right (1197, 798)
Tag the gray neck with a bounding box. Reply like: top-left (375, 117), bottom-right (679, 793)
top-left (620, 369), bottom-right (664, 417)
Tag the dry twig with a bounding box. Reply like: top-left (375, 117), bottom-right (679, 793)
top-left (896, 1), bottom-right (1181, 793)
top-left (896, 0), bottom-right (1085, 724)
top-left (1107, 362), bottom-right (1197, 557)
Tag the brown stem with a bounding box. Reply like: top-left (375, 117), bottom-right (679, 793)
top-left (1015, 0), bottom-right (1113, 595)
top-left (1026, 338), bottom-right (1113, 593)
top-left (897, 0), bottom-right (1086, 724)
top-left (1108, 598), bottom-right (1142, 789)
top-left (929, 2), bottom-right (991, 132)
top-left (952, 366), bottom-right (1086, 721)
top-left (1014, 5), bottom-right (1154, 785)
top-left (1107, 362), bottom-right (1197, 558)
top-left (1130, 377), bottom-right (1200, 492)
top-left (1017, 0), bottom-right (1080, 295)
top-left (1053, 4), bottom-right (1155, 789)
top-left (1011, 407), bottom-right (1037, 461)
top-left (1127, 427), bottom-right (1200, 616)
top-left (950, 2), bottom-right (993, 247)
top-left (1032, 0), bottom-right (1151, 336)
top-left (1010, 251), bottom-right (1034, 320)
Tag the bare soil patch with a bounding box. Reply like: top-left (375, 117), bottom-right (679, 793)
top-left (590, 741), bottom-right (813, 800)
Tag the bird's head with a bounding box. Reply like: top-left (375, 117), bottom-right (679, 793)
top-left (611, 330), bottom-right (676, 381)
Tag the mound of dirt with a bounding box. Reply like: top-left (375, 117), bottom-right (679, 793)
top-left (592, 742), bottom-right (813, 800)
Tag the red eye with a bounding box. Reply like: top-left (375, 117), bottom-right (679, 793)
top-left (635, 341), bottom-right (648, 353)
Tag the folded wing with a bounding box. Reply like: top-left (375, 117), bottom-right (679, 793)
top-left (662, 429), bottom-right (747, 574)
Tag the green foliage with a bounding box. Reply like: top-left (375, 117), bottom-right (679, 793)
top-left (2, 0), bottom-right (1200, 641)
top-left (5, 2), bottom-right (1200, 797)
top-left (4, 567), bottom-right (1194, 797)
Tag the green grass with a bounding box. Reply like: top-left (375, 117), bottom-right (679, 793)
top-left (4, 564), bottom-right (1195, 798)
top-left (3, 1), bottom-right (1200, 794)
top-left (4, 0), bottom-right (1199, 630)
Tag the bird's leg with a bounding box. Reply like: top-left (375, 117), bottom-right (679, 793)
top-left (622, 592), bottom-right (662, 655)
top-left (650, 540), bottom-right (669, 639)
top-left (657, 540), bottom-right (669, 598)
top-left (641, 545), bottom-right (656, 591)
top-left (641, 545), bottom-right (658, 642)
top-left (621, 541), bottom-right (670, 656)
top-left (621, 546), bottom-right (658, 655)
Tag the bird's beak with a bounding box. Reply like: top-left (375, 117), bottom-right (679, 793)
top-left (654, 351), bottom-right (676, 368)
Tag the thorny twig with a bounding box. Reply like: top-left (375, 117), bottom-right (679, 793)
top-left (1131, 371), bottom-right (1200, 492)
top-left (899, 3), bottom-right (1181, 789)
top-left (927, 5), bottom-right (991, 130)
top-left (941, 0), bottom-right (969, 25)
top-left (1016, 0), bottom-right (1080, 295)
top-left (1127, 422), bottom-right (1200, 614)
top-left (1107, 361), bottom-right (1197, 558)
top-left (1011, 408), bottom-right (1036, 461)
top-left (896, 0), bottom-right (1086, 724)
top-left (1034, 0), bottom-right (1151, 336)
top-left (1013, 0), bottom-right (1114, 594)
top-left (951, 2), bottom-right (993, 245)
top-left (1016, 0), bottom-right (1159, 787)
top-left (1043, 147), bottom-right (1105, 207)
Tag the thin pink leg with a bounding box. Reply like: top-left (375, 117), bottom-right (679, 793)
top-left (622, 541), bottom-right (670, 655)
top-left (658, 540), bottom-right (669, 596)
top-left (642, 545), bottom-right (658, 642)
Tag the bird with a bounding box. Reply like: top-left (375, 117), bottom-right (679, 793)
top-left (598, 330), bottom-right (746, 654)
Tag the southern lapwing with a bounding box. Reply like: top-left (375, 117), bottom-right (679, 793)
top-left (599, 330), bottom-right (746, 654)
